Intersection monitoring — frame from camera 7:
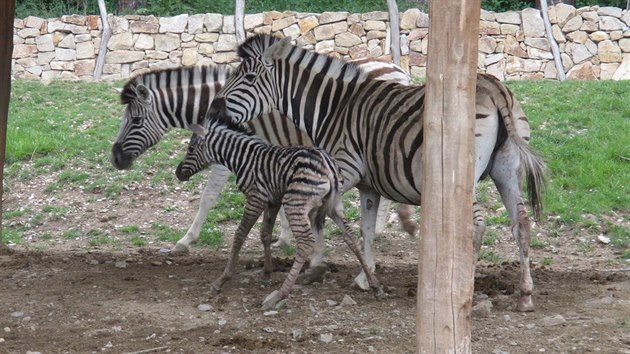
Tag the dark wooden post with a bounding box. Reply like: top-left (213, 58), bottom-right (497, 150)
top-left (417, 0), bottom-right (480, 352)
top-left (0, 0), bottom-right (16, 251)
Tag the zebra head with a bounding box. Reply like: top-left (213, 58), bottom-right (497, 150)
top-left (175, 124), bottom-right (211, 182)
top-left (110, 82), bottom-right (164, 170)
top-left (210, 35), bottom-right (291, 124)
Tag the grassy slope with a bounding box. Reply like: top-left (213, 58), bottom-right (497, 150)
top-left (3, 79), bottom-right (629, 250)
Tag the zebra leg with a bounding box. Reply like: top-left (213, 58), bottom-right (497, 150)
top-left (491, 146), bottom-right (534, 312)
top-left (272, 206), bottom-right (293, 248)
top-left (210, 200), bottom-right (264, 294)
top-left (353, 188), bottom-right (381, 291)
top-left (262, 208), bottom-right (314, 310)
top-left (396, 204), bottom-right (418, 237)
top-left (374, 198), bottom-right (391, 234)
top-left (172, 164), bottom-right (231, 253)
top-left (472, 200), bottom-right (486, 260)
top-left (330, 200), bottom-right (385, 299)
top-left (260, 205), bottom-right (281, 280)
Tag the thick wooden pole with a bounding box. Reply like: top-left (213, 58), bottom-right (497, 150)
top-left (0, 0), bottom-right (16, 251)
top-left (417, 1), bottom-right (480, 352)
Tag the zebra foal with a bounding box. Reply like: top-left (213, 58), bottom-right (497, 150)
top-left (175, 120), bottom-right (384, 310)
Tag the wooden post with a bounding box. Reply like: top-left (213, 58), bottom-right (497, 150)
top-left (386, 0), bottom-right (401, 65)
top-left (540, 0), bottom-right (566, 81)
top-left (93, 0), bottom-right (112, 80)
top-left (417, 0), bottom-right (480, 352)
top-left (235, 0), bottom-right (246, 44)
top-left (0, 0), bottom-right (15, 251)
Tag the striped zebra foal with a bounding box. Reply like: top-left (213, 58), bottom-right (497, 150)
top-left (210, 34), bottom-right (547, 312)
top-left (175, 121), bottom-right (384, 310)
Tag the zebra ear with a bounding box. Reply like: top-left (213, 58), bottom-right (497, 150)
top-left (262, 36), bottom-right (291, 66)
top-left (135, 84), bottom-right (152, 104)
top-left (113, 87), bottom-right (123, 94)
top-left (191, 124), bottom-right (208, 137)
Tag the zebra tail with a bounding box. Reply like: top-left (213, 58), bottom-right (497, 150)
top-left (513, 137), bottom-right (547, 222)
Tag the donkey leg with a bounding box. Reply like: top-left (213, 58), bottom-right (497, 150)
top-left (210, 201), bottom-right (263, 294)
top-left (173, 164), bottom-right (231, 253)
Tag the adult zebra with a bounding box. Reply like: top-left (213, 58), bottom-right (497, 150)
top-left (209, 34), bottom-right (546, 312)
top-left (109, 59), bottom-right (411, 270)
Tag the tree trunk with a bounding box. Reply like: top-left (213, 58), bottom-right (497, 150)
top-left (387, 0), bottom-right (401, 65)
top-left (0, 0), bottom-right (15, 253)
top-left (417, 0), bottom-right (479, 352)
top-left (93, 0), bottom-right (112, 80)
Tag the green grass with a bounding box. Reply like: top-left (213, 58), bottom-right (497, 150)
top-left (151, 223), bottom-right (183, 243)
top-left (130, 236), bottom-right (147, 247)
top-left (119, 225), bottom-right (141, 234)
top-left (197, 227), bottom-right (224, 248)
top-left (2, 229), bottom-right (22, 245)
top-left (479, 250), bottom-right (502, 264)
top-left (3, 79), bottom-right (629, 249)
top-left (507, 80), bottom-right (630, 225)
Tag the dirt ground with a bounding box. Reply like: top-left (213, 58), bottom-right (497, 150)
top-left (2, 169), bottom-right (630, 354)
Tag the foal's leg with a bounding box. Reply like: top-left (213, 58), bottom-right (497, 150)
top-left (262, 206), bottom-right (314, 310)
top-left (210, 200), bottom-right (264, 294)
top-left (260, 205), bottom-right (281, 280)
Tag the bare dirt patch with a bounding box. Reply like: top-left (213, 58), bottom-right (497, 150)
top-left (2, 172), bottom-right (630, 353)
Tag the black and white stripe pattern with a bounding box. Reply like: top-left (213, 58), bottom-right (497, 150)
top-left (212, 34), bottom-right (546, 312)
top-left (175, 120), bottom-right (383, 310)
top-left (109, 59), bottom-right (411, 256)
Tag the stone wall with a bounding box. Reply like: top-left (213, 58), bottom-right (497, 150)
top-left (11, 4), bottom-right (630, 82)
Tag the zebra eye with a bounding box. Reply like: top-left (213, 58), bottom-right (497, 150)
top-left (243, 73), bottom-right (257, 84)
top-left (131, 116), bottom-right (142, 125)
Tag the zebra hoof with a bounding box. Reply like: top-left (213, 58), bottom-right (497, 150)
top-left (353, 272), bottom-right (371, 291)
top-left (262, 290), bottom-right (286, 310)
top-left (170, 242), bottom-right (190, 254)
top-left (303, 264), bottom-right (327, 284)
top-left (518, 294), bottom-right (534, 312)
top-left (208, 283), bottom-right (222, 296)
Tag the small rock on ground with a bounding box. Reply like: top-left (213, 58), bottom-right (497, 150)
top-left (320, 333), bottom-right (333, 343)
top-left (541, 314), bottom-right (566, 327)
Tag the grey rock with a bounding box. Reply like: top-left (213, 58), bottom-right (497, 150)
top-left (291, 328), bottom-right (303, 339)
top-left (472, 300), bottom-right (493, 318)
top-left (197, 304), bottom-right (213, 312)
top-left (541, 314), bottom-right (566, 327)
top-left (10, 311), bottom-right (24, 318)
top-left (320, 333), bottom-right (333, 343)
top-left (114, 261), bottom-right (127, 269)
top-left (340, 294), bottom-right (357, 307)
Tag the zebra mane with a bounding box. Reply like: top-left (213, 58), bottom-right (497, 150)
top-left (237, 34), bottom-right (368, 84)
top-left (120, 65), bottom-right (234, 104)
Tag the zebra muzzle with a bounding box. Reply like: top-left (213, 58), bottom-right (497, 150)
top-left (175, 163), bottom-right (191, 182)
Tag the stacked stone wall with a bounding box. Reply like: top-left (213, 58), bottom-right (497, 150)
top-left (11, 4), bottom-right (630, 81)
